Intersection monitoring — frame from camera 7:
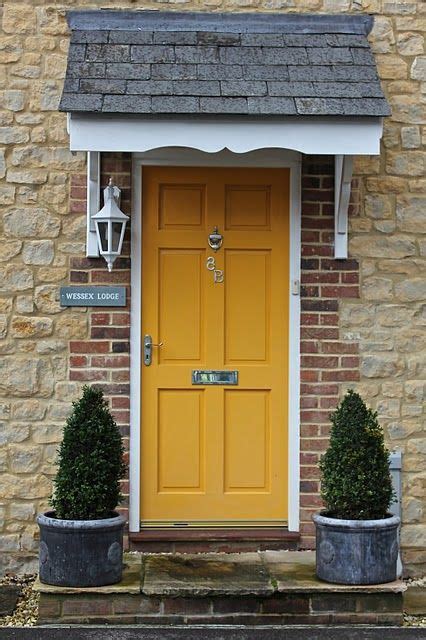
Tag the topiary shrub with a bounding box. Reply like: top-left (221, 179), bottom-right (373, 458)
top-left (319, 389), bottom-right (394, 520)
top-left (50, 385), bottom-right (126, 520)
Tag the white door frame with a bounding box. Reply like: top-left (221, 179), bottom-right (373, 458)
top-left (129, 148), bottom-right (301, 533)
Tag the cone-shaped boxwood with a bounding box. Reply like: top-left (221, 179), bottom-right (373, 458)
top-left (320, 389), bottom-right (394, 520)
top-left (50, 385), bottom-right (126, 520)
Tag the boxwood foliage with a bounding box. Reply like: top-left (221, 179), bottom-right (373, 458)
top-left (50, 385), bottom-right (126, 520)
top-left (320, 389), bottom-right (394, 520)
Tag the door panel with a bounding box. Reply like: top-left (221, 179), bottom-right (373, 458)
top-left (159, 184), bottom-right (205, 229)
top-left (225, 185), bottom-right (271, 229)
top-left (158, 389), bottom-right (204, 492)
top-left (159, 250), bottom-right (203, 363)
top-left (141, 167), bottom-right (289, 526)
top-left (225, 251), bottom-right (270, 363)
top-left (224, 390), bottom-right (270, 492)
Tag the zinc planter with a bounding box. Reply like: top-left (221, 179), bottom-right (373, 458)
top-left (313, 512), bottom-right (400, 585)
top-left (37, 511), bottom-right (126, 587)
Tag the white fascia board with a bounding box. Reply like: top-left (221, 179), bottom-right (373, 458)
top-left (69, 115), bottom-right (383, 156)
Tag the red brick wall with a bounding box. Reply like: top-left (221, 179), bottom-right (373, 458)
top-left (67, 153), bottom-right (361, 549)
top-left (68, 153), bottom-right (132, 540)
top-left (299, 155), bottom-right (360, 548)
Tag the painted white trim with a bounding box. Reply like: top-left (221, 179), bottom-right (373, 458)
top-left (86, 151), bottom-right (100, 258)
top-left (70, 115), bottom-right (384, 156)
top-left (334, 155), bottom-right (354, 260)
top-left (129, 161), bottom-right (142, 532)
top-left (288, 161), bottom-right (301, 533)
top-left (129, 147), bottom-right (301, 533)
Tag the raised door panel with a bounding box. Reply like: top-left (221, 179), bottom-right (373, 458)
top-left (224, 390), bottom-right (270, 493)
top-left (225, 185), bottom-right (271, 230)
top-left (225, 250), bottom-right (270, 363)
top-left (159, 184), bottom-right (205, 229)
top-left (157, 390), bottom-right (205, 493)
top-left (159, 250), bottom-right (204, 363)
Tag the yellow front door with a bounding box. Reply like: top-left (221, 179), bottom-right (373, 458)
top-left (141, 167), bottom-right (289, 527)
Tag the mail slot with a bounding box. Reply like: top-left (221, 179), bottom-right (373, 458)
top-left (192, 370), bottom-right (238, 385)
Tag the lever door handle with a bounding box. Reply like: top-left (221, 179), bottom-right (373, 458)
top-left (143, 334), bottom-right (163, 366)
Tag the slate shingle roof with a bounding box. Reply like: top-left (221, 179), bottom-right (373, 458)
top-left (60, 11), bottom-right (390, 117)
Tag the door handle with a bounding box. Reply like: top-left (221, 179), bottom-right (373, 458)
top-left (143, 334), bottom-right (163, 366)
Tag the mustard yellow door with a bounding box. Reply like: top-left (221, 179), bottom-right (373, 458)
top-left (141, 167), bottom-right (289, 526)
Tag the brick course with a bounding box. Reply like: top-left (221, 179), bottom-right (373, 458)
top-left (299, 155), bottom-right (360, 546)
top-left (67, 152), bottom-right (132, 530)
top-left (37, 590), bottom-right (404, 626)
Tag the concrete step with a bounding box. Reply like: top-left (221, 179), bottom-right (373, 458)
top-left (35, 551), bottom-right (406, 626)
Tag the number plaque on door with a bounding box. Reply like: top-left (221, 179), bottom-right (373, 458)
top-left (192, 370), bottom-right (238, 385)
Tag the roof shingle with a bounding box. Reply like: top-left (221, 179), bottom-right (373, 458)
top-left (59, 11), bottom-right (391, 117)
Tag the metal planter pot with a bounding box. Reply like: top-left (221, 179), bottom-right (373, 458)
top-left (313, 512), bottom-right (400, 585)
top-left (37, 511), bottom-right (126, 587)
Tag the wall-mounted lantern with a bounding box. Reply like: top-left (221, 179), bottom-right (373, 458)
top-left (92, 178), bottom-right (129, 272)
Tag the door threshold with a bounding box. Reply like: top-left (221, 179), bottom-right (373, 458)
top-left (129, 527), bottom-right (300, 552)
top-left (130, 527), bottom-right (300, 543)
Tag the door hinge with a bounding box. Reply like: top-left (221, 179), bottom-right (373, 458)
top-left (291, 279), bottom-right (300, 295)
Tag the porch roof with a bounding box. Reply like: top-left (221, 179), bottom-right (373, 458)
top-left (59, 11), bottom-right (390, 118)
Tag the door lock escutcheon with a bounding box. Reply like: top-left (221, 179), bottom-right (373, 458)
top-left (144, 334), bottom-right (163, 366)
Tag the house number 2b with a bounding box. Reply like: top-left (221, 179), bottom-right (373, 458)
top-left (206, 256), bottom-right (224, 283)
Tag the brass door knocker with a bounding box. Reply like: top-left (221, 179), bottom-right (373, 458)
top-left (208, 226), bottom-right (223, 252)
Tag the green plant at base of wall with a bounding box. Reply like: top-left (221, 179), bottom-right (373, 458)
top-left (50, 385), bottom-right (126, 520)
top-left (320, 389), bottom-right (394, 520)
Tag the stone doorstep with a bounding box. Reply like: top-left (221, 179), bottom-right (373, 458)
top-left (34, 551), bottom-right (407, 597)
top-left (36, 551), bottom-right (406, 625)
top-left (34, 560), bottom-right (142, 595)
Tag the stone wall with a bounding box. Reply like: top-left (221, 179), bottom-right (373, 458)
top-left (0, 0), bottom-right (425, 576)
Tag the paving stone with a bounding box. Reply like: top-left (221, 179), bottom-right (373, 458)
top-left (34, 560), bottom-right (141, 594)
top-left (142, 553), bottom-right (273, 596)
top-left (261, 551), bottom-right (405, 594)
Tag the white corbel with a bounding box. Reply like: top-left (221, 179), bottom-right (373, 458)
top-left (86, 151), bottom-right (101, 257)
top-left (334, 154), bottom-right (353, 259)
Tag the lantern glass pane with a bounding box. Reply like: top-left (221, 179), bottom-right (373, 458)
top-left (97, 221), bottom-right (109, 252)
top-left (112, 222), bottom-right (122, 253)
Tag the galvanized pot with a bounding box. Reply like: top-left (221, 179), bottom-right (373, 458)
top-left (37, 511), bottom-right (126, 587)
top-left (313, 512), bottom-right (400, 585)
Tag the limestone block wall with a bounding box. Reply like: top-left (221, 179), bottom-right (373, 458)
top-left (0, 0), bottom-right (424, 576)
